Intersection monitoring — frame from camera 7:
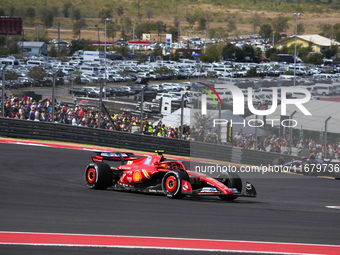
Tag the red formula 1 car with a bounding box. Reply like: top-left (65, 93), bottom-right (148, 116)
top-left (84, 151), bottom-right (257, 200)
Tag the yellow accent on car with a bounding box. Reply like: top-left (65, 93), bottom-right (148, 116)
top-left (142, 169), bottom-right (151, 179)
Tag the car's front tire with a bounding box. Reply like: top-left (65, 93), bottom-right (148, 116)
top-left (217, 172), bottom-right (242, 201)
top-left (162, 171), bottom-right (189, 199)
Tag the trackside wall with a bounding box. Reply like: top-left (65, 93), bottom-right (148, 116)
top-left (0, 118), bottom-right (306, 167)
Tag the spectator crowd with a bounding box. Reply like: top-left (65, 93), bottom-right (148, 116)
top-left (1, 93), bottom-right (339, 159)
top-left (0, 93), bottom-right (191, 139)
top-left (232, 128), bottom-right (340, 160)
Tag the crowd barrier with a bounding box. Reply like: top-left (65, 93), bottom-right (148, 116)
top-left (0, 118), bottom-right (190, 156)
top-left (0, 118), bottom-right (337, 178)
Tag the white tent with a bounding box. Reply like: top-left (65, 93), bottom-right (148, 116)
top-left (160, 108), bottom-right (191, 127)
top-left (246, 100), bottom-right (340, 134)
top-left (160, 108), bottom-right (265, 137)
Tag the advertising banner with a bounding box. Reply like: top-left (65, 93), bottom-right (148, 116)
top-left (166, 34), bottom-right (172, 49)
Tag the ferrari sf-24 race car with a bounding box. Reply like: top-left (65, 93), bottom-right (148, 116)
top-left (84, 151), bottom-right (257, 200)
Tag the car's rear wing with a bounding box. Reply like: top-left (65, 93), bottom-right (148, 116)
top-left (91, 151), bottom-right (137, 164)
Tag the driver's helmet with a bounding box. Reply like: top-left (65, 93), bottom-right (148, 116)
top-left (171, 164), bottom-right (179, 170)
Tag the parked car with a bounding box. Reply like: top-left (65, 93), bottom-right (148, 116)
top-left (83, 87), bottom-right (100, 98)
top-left (117, 86), bottom-right (136, 96)
top-left (155, 92), bottom-right (182, 101)
top-left (149, 72), bottom-right (162, 80)
top-left (107, 87), bottom-right (124, 97)
top-left (69, 87), bottom-right (87, 97)
top-left (134, 91), bottom-right (158, 101)
top-left (17, 77), bottom-right (34, 87)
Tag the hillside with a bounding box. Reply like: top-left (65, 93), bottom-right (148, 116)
top-left (1, 0), bottom-right (340, 42)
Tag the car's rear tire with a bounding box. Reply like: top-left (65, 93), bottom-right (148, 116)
top-left (85, 163), bottom-right (113, 190)
top-left (217, 172), bottom-right (242, 201)
top-left (162, 171), bottom-right (189, 199)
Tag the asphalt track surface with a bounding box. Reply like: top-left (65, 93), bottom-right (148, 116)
top-left (0, 141), bottom-right (340, 254)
